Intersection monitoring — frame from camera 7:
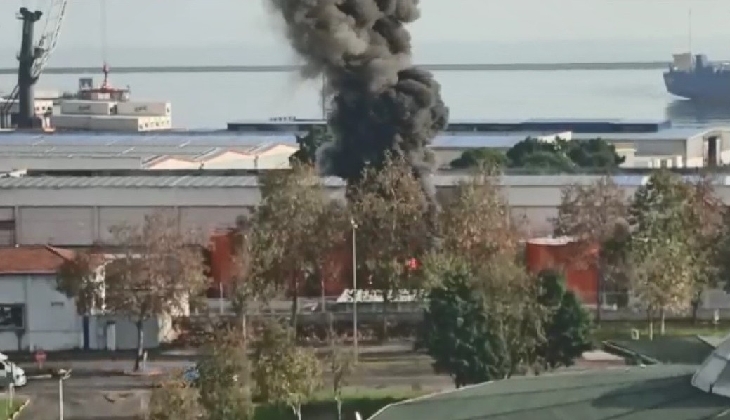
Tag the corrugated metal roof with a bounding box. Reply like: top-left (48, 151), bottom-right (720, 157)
top-left (0, 174), bottom-right (724, 189)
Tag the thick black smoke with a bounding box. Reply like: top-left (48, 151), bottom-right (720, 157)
top-left (267, 0), bottom-right (449, 247)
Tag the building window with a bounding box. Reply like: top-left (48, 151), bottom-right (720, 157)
top-left (0, 304), bottom-right (24, 330)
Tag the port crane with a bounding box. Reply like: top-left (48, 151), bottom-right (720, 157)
top-left (0, 0), bottom-right (69, 129)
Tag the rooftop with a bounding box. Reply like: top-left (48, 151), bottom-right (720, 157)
top-left (368, 365), bottom-right (729, 420)
top-left (0, 173), bottom-right (722, 189)
top-left (0, 245), bottom-right (73, 274)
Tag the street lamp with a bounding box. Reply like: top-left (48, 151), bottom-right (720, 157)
top-left (55, 368), bottom-right (72, 420)
top-left (350, 218), bottom-right (358, 363)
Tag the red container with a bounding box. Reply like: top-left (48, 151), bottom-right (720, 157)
top-left (525, 237), bottom-right (599, 305)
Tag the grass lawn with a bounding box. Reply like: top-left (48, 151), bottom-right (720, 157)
top-left (255, 386), bottom-right (425, 420)
top-left (0, 398), bottom-right (22, 420)
top-left (593, 320), bottom-right (730, 343)
top-left (594, 320), bottom-right (728, 365)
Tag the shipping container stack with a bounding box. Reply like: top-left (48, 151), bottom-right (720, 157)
top-left (50, 98), bottom-right (172, 132)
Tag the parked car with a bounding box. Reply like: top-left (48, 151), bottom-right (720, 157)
top-left (0, 353), bottom-right (27, 388)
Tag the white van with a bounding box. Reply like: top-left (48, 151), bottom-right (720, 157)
top-left (0, 353), bottom-right (27, 388)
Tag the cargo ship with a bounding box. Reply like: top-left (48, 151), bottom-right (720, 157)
top-left (1, 65), bottom-right (172, 132)
top-left (663, 53), bottom-right (730, 102)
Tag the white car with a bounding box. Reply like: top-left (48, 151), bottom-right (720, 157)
top-left (0, 352), bottom-right (27, 388)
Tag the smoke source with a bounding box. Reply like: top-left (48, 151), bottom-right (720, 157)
top-left (266, 0), bottom-right (449, 248)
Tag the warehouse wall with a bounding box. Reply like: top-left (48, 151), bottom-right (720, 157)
top-left (0, 178), bottom-right (724, 246)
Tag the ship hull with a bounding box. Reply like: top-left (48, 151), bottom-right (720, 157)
top-left (664, 71), bottom-right (730, 102)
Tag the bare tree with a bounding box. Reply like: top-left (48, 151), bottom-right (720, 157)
top-left (105, 210), bottom-right (208, 371)
top-left (252, 164), bottom-right (348, 328)
top-left (552, 176), bottom-right (630, 323)
top-left (348, 156), bottom-right (430, 338)
top-left (326, 314), bottom-right (355, 420)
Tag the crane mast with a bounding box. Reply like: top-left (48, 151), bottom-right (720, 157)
top-left (1, 0), bottom-right (69, 130)
top-left (17, 7), bottom-right (44, 129)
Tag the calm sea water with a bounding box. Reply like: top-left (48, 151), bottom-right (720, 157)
top-left (1, 69), bottom-right (730, 130)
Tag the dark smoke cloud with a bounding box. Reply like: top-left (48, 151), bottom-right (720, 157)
top-left (267, 0), bottom-right (449, 247)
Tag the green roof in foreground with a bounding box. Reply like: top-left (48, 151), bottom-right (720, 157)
top-left (368, 365), bottom-right (730, 420)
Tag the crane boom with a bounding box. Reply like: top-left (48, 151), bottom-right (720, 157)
top-left (32, 0), bottom-right (69, 78)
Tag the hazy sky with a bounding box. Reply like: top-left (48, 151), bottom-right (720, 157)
top-left (1, 0), bottom-right (730, 66)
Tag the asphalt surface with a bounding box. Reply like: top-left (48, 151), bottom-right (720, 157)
top-left (9, 356), bottom-right (451, 419)
top-left (15, 374), bottom-right (154, 420)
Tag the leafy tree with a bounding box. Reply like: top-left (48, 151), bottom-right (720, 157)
top-left (439, 169), bottom-right (520, 265)
top-left (56, 249), bottom-right (105, 316)
top-left (536, 270), bottom-right (592, 370)
top-left (147, 378), bottom-right (202, 420)
top-left (449, 148), bottom-right (507, 169)
top-left (349, 156), bottom-right (430, 338)
top-left (197, 328), bottom-right (254, 420)
top-left (552, 176), bottom-right (630, 322)
top-left (416, 255), bottom-right (545, 387)
top-left (628, 170), bottom-right (698, 338)
top-left (104, 210), bottom-right (208, 371)
top-left (684, 175), bottom-right (725, 322)
top-left (506, 137), bottom-right (624, 172)
top-left (290, 126), bottom-right (333, 166)
top-left (566, 138), bottom-right (625, 168)
top-left (252, 164), bottom-right (348, 328)
top-left (252, 320), bottom-right (322, 420)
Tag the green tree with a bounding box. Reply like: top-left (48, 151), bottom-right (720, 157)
top-left (552, 176), bottom-right (630, 322)
top-left (628, 170), bottom-right (698, 338)
top-left (506, 137), bottom-right (624, 172)
top-left (197, 328), bottom-right (254, 420)
top-left (290, 126), bottom-right (333, 166)
top-left (147, 378), bottom-right (202, 420)
top-left (252, 320), bottom-right (322, 420)
top-left (685, 175), bottom-right (724, 322)
top-left (449, 148), bottom-right (507, 169)
top-left (566, 138), bottom-right (625, 168)
top-left (536, 270), bottom-right (592, 370)
top-left (416, 255), bottom-right (545, 387)
top-left (253, 164), bottom-right (348, 328)
top-left (349, 156), bottom-right (430, 338)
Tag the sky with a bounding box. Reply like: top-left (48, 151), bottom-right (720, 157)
top-left (1, 0), bottom-right (730, 66)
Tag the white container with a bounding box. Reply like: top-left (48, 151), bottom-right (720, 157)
top-left (51, 114), bottom-right (93, 130)
top-left (116, 101), bottom-right (171, 117)
top-left (60, 100), bottom-right (115, 115)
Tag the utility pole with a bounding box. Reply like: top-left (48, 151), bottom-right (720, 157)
top-left (17, 7), bottom-right (44, 129)
top-left (55, 369), bottom-right (72, 420)
top-left (351, 219), bottom-right (358, 363)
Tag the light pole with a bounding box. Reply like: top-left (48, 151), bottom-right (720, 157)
top-left (56, 368), bottom-right (72, 420)
top-left (350, 218), bottom-right (358, 363)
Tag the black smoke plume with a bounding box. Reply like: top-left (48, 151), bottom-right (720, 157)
top-left (267, 0), bottom-right (449, 248)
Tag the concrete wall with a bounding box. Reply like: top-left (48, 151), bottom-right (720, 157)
top-left (0, 157), bottom-right (142, 171)
top-left (88, 314), bottom-right (164, 351)
top-left (0, 274), bottom-right (81, 352)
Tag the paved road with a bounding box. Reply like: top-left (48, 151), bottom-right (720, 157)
top-left (16, 375), bottom-right (154, 420)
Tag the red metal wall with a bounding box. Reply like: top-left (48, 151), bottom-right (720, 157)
top-left (524, 239), bottom-right (599, 305)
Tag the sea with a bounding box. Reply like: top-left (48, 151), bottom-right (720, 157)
top-left (1, 46), bottom-right (730, 130)
top-left (1, 68), bottom-right (725, 131)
